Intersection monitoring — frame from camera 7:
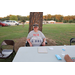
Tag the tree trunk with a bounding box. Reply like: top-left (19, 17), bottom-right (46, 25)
top-left (29, 12), bottom-right (43, 33)
top-left (23, 23), bottom-right (24, 27)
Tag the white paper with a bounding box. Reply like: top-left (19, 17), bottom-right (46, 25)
top-left (49, 47), bottom-right (53, 50)
top-left (38, 47), bottom-right (48, 53)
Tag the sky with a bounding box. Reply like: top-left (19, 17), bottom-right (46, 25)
top-left (0, 12), bottom-right (75, 17)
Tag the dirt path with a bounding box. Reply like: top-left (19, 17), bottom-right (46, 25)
top-left (14, 37), bottom-right (57, 52)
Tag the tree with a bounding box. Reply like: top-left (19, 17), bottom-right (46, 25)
top-left (29, 12), bottom-right (43, 32)
top-left (73, 19), bottom-right (75, 23)
top-left (10, 15), bottom-right (18, 21)
top-left (69, 19), bottom-right (73, 23)
top-left (55, 19), bottom-right (59, 22)
top-left (60, 16), bottom-right (63, 22)
top-left (17, 15), bottom-right (21, 21)
top-left (63, 20), bottom-right (67, 23)
top-left (26, 16), bottom-right (29, 20)
top-left (1, 18), bottom-right (6, 21)
top-left (47, 14), bottom-right (51, 20)
top-left (21, 17), bottom-right (26, 27)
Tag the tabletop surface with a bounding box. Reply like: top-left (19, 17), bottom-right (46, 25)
top-left (13, 46), bottom-right (75, 62)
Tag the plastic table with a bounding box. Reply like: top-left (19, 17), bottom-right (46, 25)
top-left (13, 46), bottom-right (75, 62)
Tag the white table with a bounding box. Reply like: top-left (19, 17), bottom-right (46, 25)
top-left (13, 46), bottom-right (75, 62)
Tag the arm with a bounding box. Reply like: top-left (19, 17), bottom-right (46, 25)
top-left (40, 31), bottom-right (46, 46)
top-left (27, 39), bottom-right (32, 47)
top-left (27, 31), bottom-right (33, 47)
top-left (42, 38), bottom-right (46, 46)
top-left (43, 38), bottom-right (46, 42)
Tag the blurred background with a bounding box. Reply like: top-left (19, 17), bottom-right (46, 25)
top-left (0, 12), bottom-right (75, 24)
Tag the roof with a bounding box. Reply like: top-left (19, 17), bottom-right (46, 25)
top-left (47, 20), bottom-right (56, 22)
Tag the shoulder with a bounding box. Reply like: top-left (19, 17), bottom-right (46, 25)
top-left (38, 30), bottom-right (45, 37)
top-left (29, 30), bottom-right (34, 34)
top-left (38, 30), bottom-right (42, 33)
top-left (38, 30), bottom-right (43, 34)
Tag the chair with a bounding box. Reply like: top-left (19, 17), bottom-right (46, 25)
top-left (70, 38), bottom-right (75, 45)
top-left (25, 41), bottom-right (47, 46)
top-left (0, 40), bottom-right (16, 61)
top-left (25, 41), bottom-right (30, 46)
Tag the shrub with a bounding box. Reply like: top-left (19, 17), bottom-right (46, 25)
top-left (63, 20), bottom-right (67, 23)
top-left (69, 19), bottom-right (73, 23)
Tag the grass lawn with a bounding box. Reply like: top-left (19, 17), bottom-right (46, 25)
top-left (0, 24), bottom-right (75, 62)
top-left (43, 24), bottom-right (75, 45)
top-left (0, 25), bottom-right (29, 43)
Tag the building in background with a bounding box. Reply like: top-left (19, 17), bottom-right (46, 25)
top-left (47, 20), bottom-right (56, 24)
top-left (25, 20), bottom-right (29, 24)
top-left (43, 20), bottom-right (63, 24)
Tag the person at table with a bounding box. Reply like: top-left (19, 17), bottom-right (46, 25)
top-left (27, 23), bottom-right (46, 47)
top-left (64, 54), bottom-right (73, 62)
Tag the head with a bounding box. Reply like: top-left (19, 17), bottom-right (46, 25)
top-left (33, 23), bottom-right (39, 32)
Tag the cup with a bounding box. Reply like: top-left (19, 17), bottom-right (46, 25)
top-left (63, 45), bottom-right (66, 50)
top-left (62, 45), bottom-right (66, 56)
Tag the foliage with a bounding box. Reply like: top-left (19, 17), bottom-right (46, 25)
top-left (0, 14), bottom-right (75, 23)
top-left (17, 15), bottom-right (29, 22)
top-left (63, 20), bottom-right (67, 23)
top-left (43, 14), bottom-right (75, 23)
top-left (10, 15), bottom-right (18, 21)
top-left (21, 17), bottom-right (26, 23)
top-left (0, 15), bottom-right (29, 21)
top-left (69, 19), bottom-right (73, 23)
top-left (73, 20), bottom-right (75, 23)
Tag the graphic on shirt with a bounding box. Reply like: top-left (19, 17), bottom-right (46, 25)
top-left (33, 34), bottom-right (39, 36)
top-left (30, 36), bottom-right (43, 46)
top-left (27, 30), bottom-right (46, 46)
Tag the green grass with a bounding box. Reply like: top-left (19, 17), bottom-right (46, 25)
top-left (0, 24), bottom-right (29, 44)
top-left (0, 24), bottom-right (75, 45)
top-left (0, 24), bottom-right (75, 62)
top-left (42, 24), bottom-right (75, 45)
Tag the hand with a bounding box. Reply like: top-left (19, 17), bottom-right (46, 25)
top-left (42, 42), bottom-right (45, 46)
